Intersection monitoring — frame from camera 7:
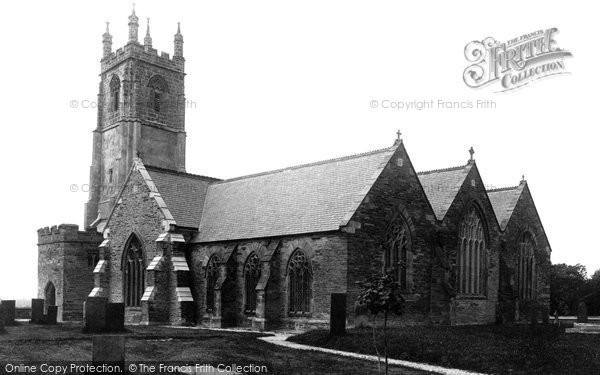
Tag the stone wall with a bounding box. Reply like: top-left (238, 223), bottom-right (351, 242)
top-left (498, 184), bottom-right (552, 322)
top-left (436, 165), bottom-right (501, 325)
top-left (105, 169), bottom-right (165, 323)
top-left (346, 142), bottom-right (438, 325)
top-left (190, 233), bottom-right (347, 330)
top-left (37, 224), bottom-right (102, 321)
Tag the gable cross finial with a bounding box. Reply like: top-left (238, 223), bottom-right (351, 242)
top-left (393, 129), bottom-right (402, 145)
top-left (468, 146), bottom-right (475, 162)
top-left (521, 174), bottom-right (526, 183)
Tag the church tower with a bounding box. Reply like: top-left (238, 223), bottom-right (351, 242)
top-left (84, 8), bottom-right (186, 229)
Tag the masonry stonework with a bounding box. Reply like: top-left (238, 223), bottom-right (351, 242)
top-left (346, 143), bottom-right (437, 326)
top-left (37, 10), bottom-right (553, 330)
top-left (37, 225), bottom-right (102, 321)
top-left (498, 185), bottom-right (552, 323)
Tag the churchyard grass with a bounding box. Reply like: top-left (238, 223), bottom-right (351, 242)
top-left (0, 323), bottom-right (428, 375)
top-left (288, 324), bottom-right (600, 375)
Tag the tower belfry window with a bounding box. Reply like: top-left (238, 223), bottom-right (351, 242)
top-left (153, 90), bottom-right (161, 112)
top-left (109, 75), bottom-right (121, 112)
top-left (147, 75), bottom-right (168, 113)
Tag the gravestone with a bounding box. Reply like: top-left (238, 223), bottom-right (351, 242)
top-left (85, 297), bottom-right (107, 332)
top-left (45, 306), bottom-right (58, 325)
top-left (105, 303), bottom-right (125, 332)
top-left (2, 300), bottom-right (15, 326)
top-left (92, 335), bottom-right (125, 368)
top-left (0, 303), bottom-right (5, 333)
top-left (541, 306), bottom-right (550, 324)
top-left (31, 299), bottom-right (45, 324)
top-left (577, 301), bottom-right (588, 323)
top-left (354, 300), bottom-right (370, 328)
top-left (329, 293), bottom-right (346, 336)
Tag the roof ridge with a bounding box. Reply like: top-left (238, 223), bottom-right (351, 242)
top-left (487, 185), bottom-right (520, 193)
top-left (145, 165), bottom-right (222, 182)
top-left (214, 145), bottom-right (395, 184)
top-left (417, 164), bottom-right (468, 176)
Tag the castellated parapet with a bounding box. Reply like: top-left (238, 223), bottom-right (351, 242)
top-left (101, 41), bottom-right (184, 75)
top-left (37, 224), bottom-right (104, 244)
top-left (37, 224), bottom-right (103, 321)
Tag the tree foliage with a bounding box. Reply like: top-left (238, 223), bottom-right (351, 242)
top-left (550, 263), bottom-right (600, 315)
top-left (356, 273), bottom-right (405, 317)
top-left (356, 272), bottom-right (405, 375)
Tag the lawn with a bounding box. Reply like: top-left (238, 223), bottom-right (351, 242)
top-left (288, 324), bottom-right (600, 375)
top-left (0, 323), bottom-right (428, 375)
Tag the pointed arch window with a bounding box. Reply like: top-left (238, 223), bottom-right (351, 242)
top-left (205, 255), bottom-right (220, 314)
top-left (288, 250), bottom-right (312, 316)
top-left (457, 206), bottom-right (488, 295)
top-left (244, 253), bottom-right (261, 315)
top-left (147, 75), bottom-right (168, 113)
top-left (518, 232), bottom-right (536, 300)
top-left (384, 213), bottom-right (411, 290)
top-left (109, 75), bottom-right (120, 112)
top-left (123, 235), bottom-right (144, 307)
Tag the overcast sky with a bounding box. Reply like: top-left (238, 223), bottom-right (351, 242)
top-left (0, 0), bottom-right (597, 299)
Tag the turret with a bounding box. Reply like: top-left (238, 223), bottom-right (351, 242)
top-left (174, 22), bottom-right (184, 59)
top-left (128, 5), bottom-right (139, 43)
top-left (144, 18), bottom-right (152, 49)
top-left (102, 22), bottom-right (112, 58)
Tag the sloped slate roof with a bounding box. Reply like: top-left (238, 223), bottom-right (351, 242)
top-left (487, 184), bottom-right (524, 230)
top-left (417, 164), bottom-right (472, 220)
top-left (145, 166), bottom-right (219, 228)
top-left (195, 146), bottom-right (397, 242)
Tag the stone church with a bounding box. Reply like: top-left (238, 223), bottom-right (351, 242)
top-left (37, 10), bottom-right (552, 330)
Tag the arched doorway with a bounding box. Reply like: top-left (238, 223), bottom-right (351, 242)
top-left (44, 282), bottom-right (56, 313)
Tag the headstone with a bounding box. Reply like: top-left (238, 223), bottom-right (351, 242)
top-left (541, 306), bottom-right (550, 324)
top-left (354, 300), bottom-right (370, 328)
top-left (2, 300), bottom-right (16, 326)
top-left (577, 301), bottom-right (588, 323)
top-left (106, 303), bottom-right (125, 332)
top-left (329, 293), bottom-right (346, 336)
top-left (45, 306), bottom-right (58, 325)
top-left (31, 299), bottom-right (45, 324)
top-left (0, 303), bottom-right (5, 333)
top-left (85, 297), bottom-right (107, 332)
top-left (92, 335), bottom-right (125, 367)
